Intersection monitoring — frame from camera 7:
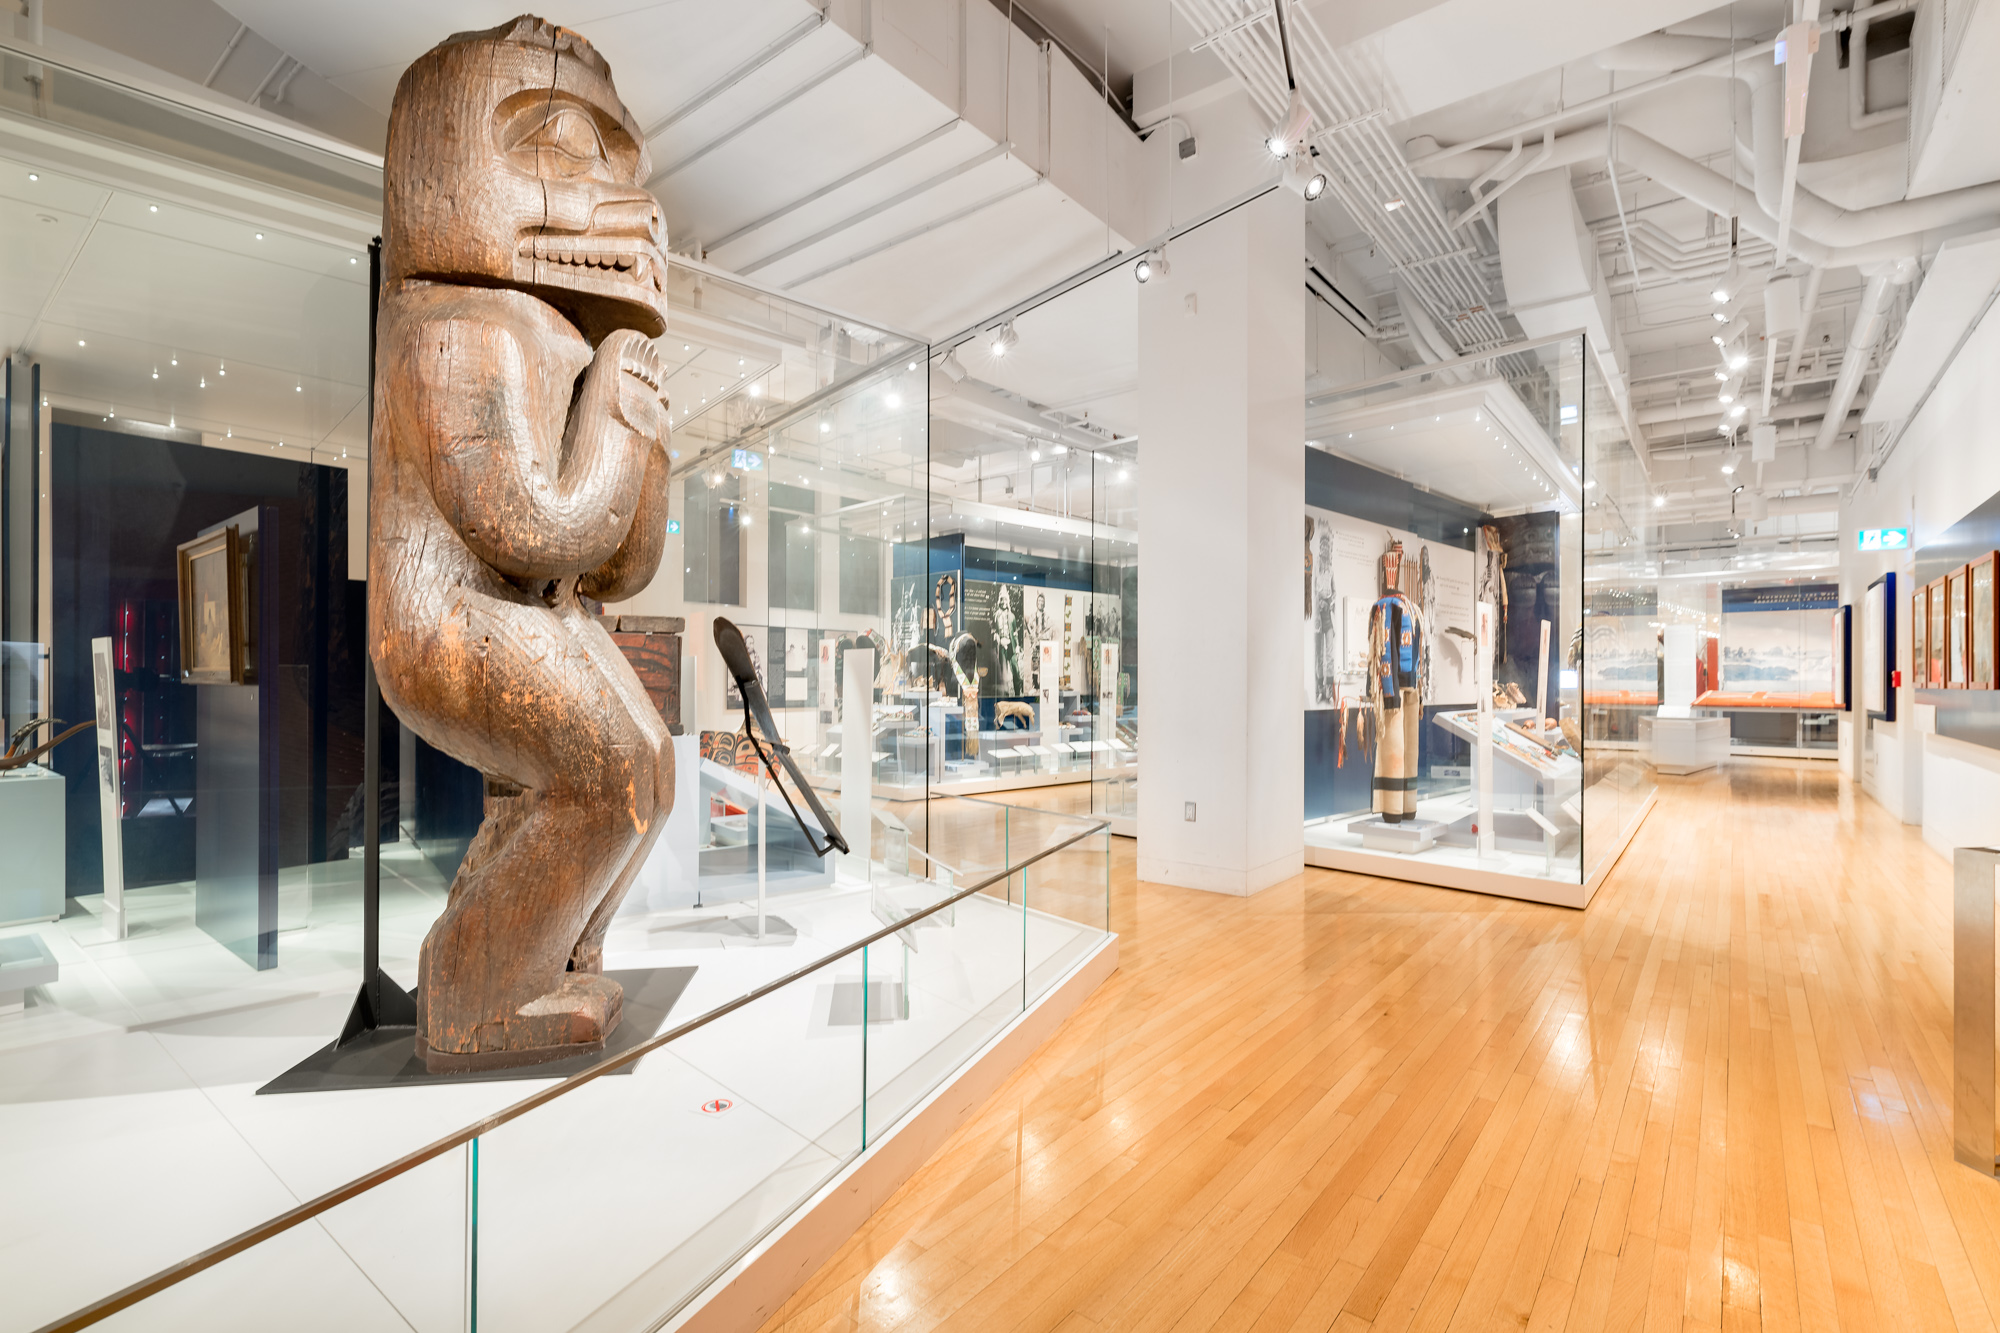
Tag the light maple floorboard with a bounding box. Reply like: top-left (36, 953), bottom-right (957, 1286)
top-left (758, 760), bottom-right (2000, 1333)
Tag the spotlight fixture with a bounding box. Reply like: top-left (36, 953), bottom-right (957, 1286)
top-left (1718, 392), bottom-right (1733, 405)
top-left (1728, 404), bottom-right (1746, 418)
top-left (1721, 463), bottom-right (1735, 474)
top-left (1727, 351), bottom-right (1749, 370)
top-left (1383, 196), bottom-right (1406, 211)
top-left (1267, 87), bottom-right (1312, 158)
top-left (1710, 257), bottom-right (1739, 304)
top-left (1653, 493), bottom-right (1667, 508)
top-left (1135, 251), bottom-right (1171, 283)
top-left (1282, 151), bottom-right (1327, 200)
top-left (939, 351), bottom-right (968, 383)
top-left (1714, 370), bottom-right (1728, 381)
top-left (988, 322), bottom-right (1018, 357)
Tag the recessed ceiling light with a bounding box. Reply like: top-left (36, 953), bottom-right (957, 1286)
top-left (27, 173), bottom-right (37, 181)
top-left (148, 204), bottom-right (157, 213)
top-left (255, 232), bottom-right (264, 240)
top-left (77, 339), bottom-right (85, 347)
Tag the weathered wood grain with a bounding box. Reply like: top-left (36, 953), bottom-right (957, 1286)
top-left (369, 16), bottom-right (675, 1072)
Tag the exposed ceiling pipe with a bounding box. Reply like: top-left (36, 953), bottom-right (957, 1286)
top-left (1813, 258), bottom-right (1916, 449)
top-left (1635, 388), bottom-right (1859, 427)
top-left (1408, 0), bottom-right (1913, 173)
top-left (1781, 266), bottom-right (1824, 395)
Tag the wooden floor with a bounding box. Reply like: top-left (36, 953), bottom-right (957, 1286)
top-left (757, 761), bottom-right (2000, 1332)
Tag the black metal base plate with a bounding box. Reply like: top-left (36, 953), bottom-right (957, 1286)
top-left (256, 966), bottom-right (698, 1095)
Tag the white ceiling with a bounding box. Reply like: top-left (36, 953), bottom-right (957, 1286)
top-left (0, 148), bottom-right (369, 456)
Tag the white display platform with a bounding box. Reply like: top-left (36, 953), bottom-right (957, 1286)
top-left (1304, 784), bottom-right (1656, 910)
top-left (1649, 716), bottom-right (1730, 775)
top-left (0, 842), bottom-right (1112, 1332)
top-left (0, 765), bottom-right (65, 928)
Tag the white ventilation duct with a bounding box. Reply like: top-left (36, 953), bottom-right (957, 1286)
top-left (1496, 168), bottom-right (1642, 453)
top-left (1812, 257), bottom-right (1917, 449)
top-left (1416, 61), bottom-right (2000, 267)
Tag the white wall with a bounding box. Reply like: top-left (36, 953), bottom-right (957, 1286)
top-left (1135, 189), bottom-right (1305, 894)
top-left (1841, 292), bottom-right (2000, 840)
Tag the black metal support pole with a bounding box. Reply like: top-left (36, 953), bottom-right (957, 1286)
top-left (362, 236), bottom-right (383, 1024)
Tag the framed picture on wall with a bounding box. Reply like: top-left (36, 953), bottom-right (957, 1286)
top-left (1863, 572), bottom-right (1894, 720)
top-left (1911, 587), bottom-right (1928, 692)
top-left (1830, 604), bottom-right (1851, 710)
top-left (1930, 578), bottom-right (1948, 688)
top-left (176, 525), bottom-right (245, 685)
top-left (1948, 565), bottom-right (1971, 688)
top-left (1973, 553), bottom-right (1998, 690)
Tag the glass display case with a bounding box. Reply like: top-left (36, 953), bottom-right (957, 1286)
top-left (1297, 333), bottom-right (1656, 906)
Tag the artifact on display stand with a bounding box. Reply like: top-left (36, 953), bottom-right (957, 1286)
top-left (1367, 536), bottom-right (1426, 826)
top-left (369, 17), bottom-right (677, 1072)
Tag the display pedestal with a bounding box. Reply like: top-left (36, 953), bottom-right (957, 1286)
top-left (259, 966), bottom-right (697, 1093)
top-left (0, 933), bottom-right (58, 1014)
top-left (1650, 716), bottom-right (1729, 775)
top-left (1353, 817), bottom-right (1445, 855)
top-left (0, 766), bottom-right (63, 927)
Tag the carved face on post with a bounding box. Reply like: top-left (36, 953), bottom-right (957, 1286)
top-left (382, 15), bottom-right (668, 342)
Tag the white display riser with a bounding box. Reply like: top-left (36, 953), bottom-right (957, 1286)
top-left (1305, 788), bottom-right (1657, 910)
top-left (1649, 717), bottom-right (1731, 776)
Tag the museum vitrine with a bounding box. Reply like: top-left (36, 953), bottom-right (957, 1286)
top-left (1295, 333), bottom-right (1652, 908)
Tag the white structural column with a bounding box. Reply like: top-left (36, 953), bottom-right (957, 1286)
top-left (1136, 189), bottom-right (1305, 895)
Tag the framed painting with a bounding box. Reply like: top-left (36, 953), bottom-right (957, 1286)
top-left (1974, 553), bottom-right (1998, 690)
top-left (1948, 565), bottom-right (1971, 687)
top-left (1912, 587), bottom-right (1928, 691)
top-left (1830, 604), bottom-right (1851, 709)
top-left (176, 525), bottom-right (245, 685)
top-left (1930, 578), bottom-right (1947, 688)
top-left (1863, 572), bottom-right (1894, 720)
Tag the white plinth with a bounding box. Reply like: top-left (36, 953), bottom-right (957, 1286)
top-left (1651, 716), bottom-right (1730, 775)
top-left (1354, 817), bottom-right (1446, 855)
top-left (0, 766), bottom-right (65, 928)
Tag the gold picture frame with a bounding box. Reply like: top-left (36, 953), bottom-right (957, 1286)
top-left (1930, 578), bottom-right (1948, 688)
top-left (1973, 552), bottom-right (1998, 690)
top-left (1948, 564), bottom-right (1971, 688)
top-left (1912, 588), bottom-right (1928, 689)
top-left (176, 525), bottom-right (245, 685)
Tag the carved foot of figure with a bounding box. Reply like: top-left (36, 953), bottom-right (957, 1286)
top-left (418, 973), bottom-right (625, 1073)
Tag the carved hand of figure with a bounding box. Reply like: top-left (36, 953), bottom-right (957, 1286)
top-left (578, 328), bottom-right (673, 600)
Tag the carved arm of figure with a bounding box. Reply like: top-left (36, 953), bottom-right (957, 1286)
top-left (396, 300), bottom-right (668, 585)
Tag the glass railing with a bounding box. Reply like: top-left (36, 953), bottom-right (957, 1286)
top-left (25, 794), bottom-right (1110, 1333)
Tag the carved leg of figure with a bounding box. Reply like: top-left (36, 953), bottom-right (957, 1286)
top-left (390, 594), bottom-right (671, 1072)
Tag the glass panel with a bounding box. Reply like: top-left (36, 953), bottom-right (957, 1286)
top-left (472, 974), bottom-right (864, 1333)
top-left (82, 1145), bottom-right (471, 1333)
top-left (1301, 335), bottom-right (1589, 890)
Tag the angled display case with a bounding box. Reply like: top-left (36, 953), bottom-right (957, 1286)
top-left (1297, 333), bottom-right (1656, 908)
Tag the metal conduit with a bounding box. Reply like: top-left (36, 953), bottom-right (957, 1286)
top-left (1174, 0), bottom-right (1508, 354)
